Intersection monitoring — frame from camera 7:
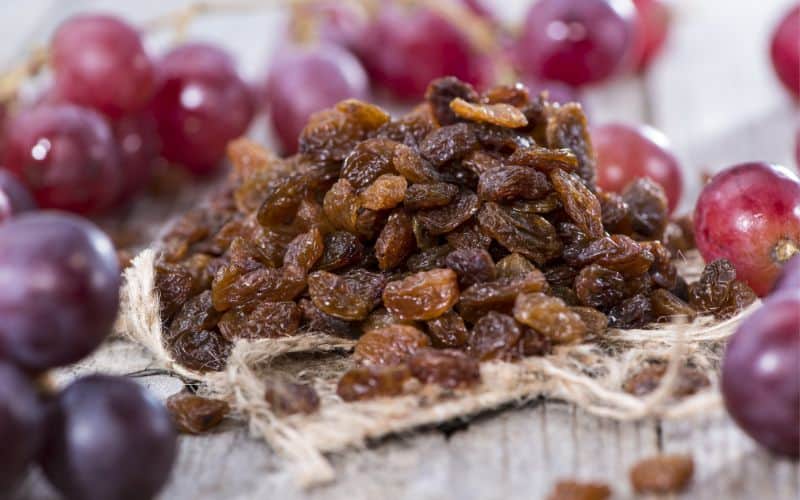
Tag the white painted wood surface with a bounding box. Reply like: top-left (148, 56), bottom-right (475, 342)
top-left (3, 1), bottom-right (799, 498)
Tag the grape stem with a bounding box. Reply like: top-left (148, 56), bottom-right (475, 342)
top-left (772, 238), bottom-right (799, 263)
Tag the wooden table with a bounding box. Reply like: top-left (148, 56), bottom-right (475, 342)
top-left (5, 1), bottom-right (799, 498)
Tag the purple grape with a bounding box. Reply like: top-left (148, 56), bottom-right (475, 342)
top-left (0, 213), bottom-right (120, 372)
top-left (514, 0), bottom-right (637, 86)
top-left (0, 171), bottom-right (37, 215)
top-left (51, 15), bottom-right (156, 118)
top-left (111, 112), bottom-right (160, 203)
top-left (40, 375), bottom-right (177, 500)
top-left (0, 362), bottom-right (43, 492)
top-left (151, 43), bottom-right (255, 175)
top-left (264, 44), bottom-right (369, 154)
top-left (2, 104), bottom-right (122, 213)
top-left (772, 254), bottom-right (800, 293)
top-left (722, 290), bottom-right (800, 458)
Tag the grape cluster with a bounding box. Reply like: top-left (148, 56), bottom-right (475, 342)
top-left (0, 213), bottom-right (176, 498)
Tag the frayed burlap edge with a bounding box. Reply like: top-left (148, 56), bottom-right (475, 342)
top-left (116, 248), bottom-right (757, 488)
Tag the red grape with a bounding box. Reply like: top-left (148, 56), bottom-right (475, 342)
top-left (592, 122), bottom-right (682, 212)
top-left (694, 163), bottom-right (800, 296)
top-left (51, 15), bottom-right (155, 118)
top-left (264, 44), bottom-right (368, 154)
top-left (0, 362), bottom-right (43, 492)
top-left (770, 5), bottom-right (800, 99)
top-left (151, 43), bottom-right (255, 175)
top-left (40, 375), bottom-right (177, 500)
top-left (631, 0), bottom-right (671, 72)
top-left (459, 0), bottom-right (496, 20)
top-left (773, 254), bottom-right (800, 293)
top-left (111, 112), bottom-right (160, 203)
top-left (514, 0), bottom-right (637, 86)
top-left (0, 171), bottom-right (37, 215)
top-left (357, 4), bottom-right (494, 100)
top-left (722, 290), bottom-right (800, 458)
top-left (2, 104), bottom-right (122, 213)
top-left (0, 213), bottom-right (120, 372)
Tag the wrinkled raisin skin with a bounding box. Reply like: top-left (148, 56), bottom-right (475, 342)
top-left (337, 365), bottom-right (412, 401)
top-left (383, 269), bottom-right (460, 321)
top-left (354, 325), bottom-right (430, 366)
top-left (408, 348), bottom-right (481, 389)
top-left (166, 392), bottom-right (230, 434)
top-left (264, 379), bottom-right (320, 416)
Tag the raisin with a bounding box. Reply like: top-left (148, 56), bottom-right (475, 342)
top-left (574, 234), bottom-right (654, 277)
top-left (629, 454), bottom-right (694, 494)
top-left (518, 327), bottom-right (552, 357)
top-left (550, 169), bottom-right (603, 239)
top-left (374, 104), bottom-right (436, 149)
top-left (622, 178), bottom-right (668, 239)
top-left (574, 265), bottom-right (625, 310)
top-left (623, 361), bottom-right (710, 397)
top-left (569, 307), bottom-right (608, 336)
top-left (419, 123), bottom-right (477, 166)
top-left (468, 312), bottom-right (522, 361)
top-left (459, 271), bottom-right (548, 323)
top-left (375, 210), bottom-right (416, 270)
top-left (546, 480), bottom-right (611, 500)
top-left (299, 298), bottom-right (360, 338)
top-left (323, 178), bottom-right (361, 234)
top-left (211, 266), bottom-right (287, 311)
top-left (282, 227), bottom-right (323, 275)
top-left (650, 289), bottom-right (696, 322)
top-left (477, 165), bottom-right (552, 203)
top-left (155, 263), bottom-right (194, 322)
top-left (472, 123), bottom-right (532, 152)
top-left (406, 244), bottom-right (452, 272)
top-left (513, 293), bottom-right (586, 344)
top-left (608, 293), bottom-right (653, 329)
top-left (641, 240), bottom-right (678, 290)
top-left (263, 379), bottom-right (320, 416)
top-left (299, 102), bottom-right (388, 161)
top-left (426, 311), bottom-right (470, 348)
top-left (507, 146), bottom-right (579, 174)
top-left (354, 325), bottom-right (430, 366)
top-left (414, 189), bottom-right (479, 235)
top-left (544, 264), bottom-right (577, 288)
top-left (170, 329), bottom-right (231, 373)
top-left (449, 98), bottom-right (528, 128)
top-left (508, 193), bottom-right (562, 215)
top-left (218, 301), bottom-right (301, 341)
top-left (446, 223), bottom-right (493, 250)
top-left (341, 138), bottom-right (399, 190)
top-left (361, 308), bottom-right (416, 333)
top-left (495, 253), bottom-right (538, 279)
top-left (404, 182), bottom-right (459, 211)
top-left (688, 259), bottom-right (756, 318)
top-left (477, 202), bottom-right (562, 265)
top-left (663, 215), bottom-right (695, 254)
top-left (597, 190), bottom-right (630, 233)
top-left (480, 83), bottom-right (529, 107)
top-left (393, 144), bottom-right (440, 183)
top-left (425, 77), bottom-right (479, 126)
top-left (358, 174), bottom-right (407, 210)
top-left (166, 392), bottom-right (230, 434)
top-left (545, 103), bottom-right (595, 190)
top-left (462, 150), bottom-right (505, 176)
top-left (166, 291), bottom-right (223, 344)
top-left (316, 231), bottom-right (364, 271)
top-left (445, 247), bottom-right (496, 287)
top-left (383, 269), bottom-right (460, 320)
top-left (337, 365), bottom-right (411, 401)
top-left (408, 348), bottom-right (481, 389)
top-left (256, 173), bottom-right (306, 226)
top-left (308, 269), bottom-right (387, 320)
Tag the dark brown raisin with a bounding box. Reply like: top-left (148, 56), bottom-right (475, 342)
top-left (404, 182), bottom-right (459, 210)
top-left (477, 202), bottom-right (562, 265)
top-left (263, 379), bottom-right (320, 416)
top-left (383, 269), bottom-right (460, 320)
top-left (446, 223), bottom-right (493, 250)
top-left (408, 348), bottom-right (481, 389)
top-left (299, 298), bottom-right (360, 338)
top-left (155, 263), bottom-right (194, 322)
top-left (170, 329), bottom-right (232, 373)
top-left (308, 269), bottom-right (387, 320)
top-left (166, 291), bottom-right (223, 344)
top-left (480, 83), bottom-right (529, 107)
top-left (406, 244), bottom-right (452, 272)
top-left (445, 247), bottom-right (496, 287)
top-left (597, 190), bottom-right (630, 233)
top-left (166, 392), bottom-right (230, 434)
top-left (495, 253), bottom-right (538, 279)
top-left (518, 327), bottom-right (552, 357)
top-left (323, 178), bottom-right (361, 234)
top-left (341, 138), bottom-right (398, 190)
top-left (419, 123), bottom-right (477, 166)
top-left (375, 210), bottom-right (416, 270)
top-left (468, 311), bottom-right (522, 361)
top-left (608, 294), bottom-right (653, 328)
top-left (545, 103), bottom-right (596, 190)
top-left (337, 365), bottom-right (411, 401)
top-left (477, 165), bottom-right (552, 203)
top-left (256, 173), bottom-right (306, 226)
top-left (574, 265), bottom-right (625, 310)
top-left (629, 454), bottom-right (694, 494)
top-left (217, 301), bottom-right (301, 341)
top-left (459, 271), bottom-right (548, 323)
top-left (622, 361), bottom-right (710, 398)
top-left (650, 289), bottom-right (697, 322)
top-left (282, 227), bottom-right (323, 275)
top-left (507, 146), bottom-right (579, 174)
top-left (414, 189), bottom-right (480, 235)
top-left (569, 307), bottom-right (608, 336)
top-left (462, 150), bottom-right (505, 176)
top-left (354, 325), bottom-right (430, 366)
top-left (573, 234), bottom-right (654, 277)
top-left (425, 76), bottom-right (479, 126)
top-left (550, 169), bottom-right (604, 239)
top-left (361, 308), bottom-right (417, 332)
top-left (663, 215), bottom-right (695, 254)
top-left (622, 178), bottom-right (668, 239)
top-left (508, 192), bottom-right (562, 215)
top-left (544, 264), bottom-right (577, 288)
top-left (392, 143), bottom-right (440, 183)
top-left (299, 102), bottom-right (389, 161)
top-left (425, 311), bottom-right (470, 348)
top-left (688, 259), bottom-right (756, 318)
top-left (316, 231), bottom-right (364, 271)
top-left (513, 293), bottom-right (586, 344)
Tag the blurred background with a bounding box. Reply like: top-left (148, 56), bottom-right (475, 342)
top-left (0, 0), bottom-right (797, 219)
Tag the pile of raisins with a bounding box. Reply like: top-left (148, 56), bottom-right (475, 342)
top-left (154, 77), bottom-right (756, 406)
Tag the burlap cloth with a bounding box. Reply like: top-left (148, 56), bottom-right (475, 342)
top-left (114, 240), bottom-right (758, 488)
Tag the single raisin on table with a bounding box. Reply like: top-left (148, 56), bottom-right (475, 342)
top-left (622, 361), bottom-right (710, 398)
top-left (166, 392), bottom-right (230, 434)
top-left (382, 269), bottom-right (460, 321)
top-left (354, 325), bottom-right (431, 366)
top-left (546, 480), bottom-right (611, 500)
top-left (337, 365), bottom-right (412, 401)
top-left (408, 348), bottom-right (481, 389)
top-left (264, 379), bottom-right (320, 416)
top-left (629, 454), bottom-right (694, 494)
